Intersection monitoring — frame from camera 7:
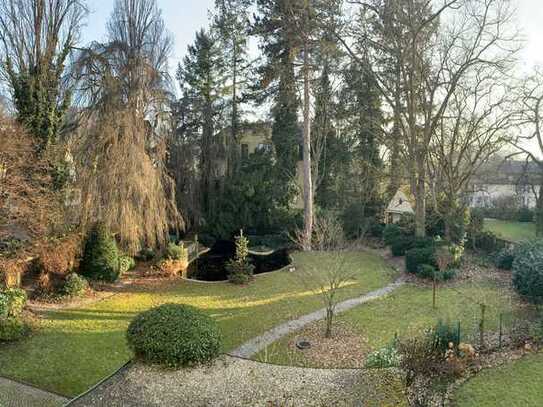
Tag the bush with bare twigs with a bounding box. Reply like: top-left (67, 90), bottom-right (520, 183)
top-left (34, 233), bottom-right (82, 293)
top-left (0, 114), bottom-right (64, 243)
top-left (293, 214), bottom-right (355, 338)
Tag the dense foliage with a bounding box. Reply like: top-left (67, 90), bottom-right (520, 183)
top-left (0, 317), bottom-right (30, 342)
top-left (0, 288), bottom-right (26, 319)
top-left (80, 224), bottom-right (120, 282)
top-left (512, 240), bottom-right (543, 304)
top-left (61, 274), bottom-right (89, 298)
top-left (127, 304), bottom-right (222, 367)
top-left (0, 288), bottom-right (29, 342)
top-left (406, 247), bottom-right (437, 274)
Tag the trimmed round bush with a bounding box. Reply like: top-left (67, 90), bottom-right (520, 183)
top-left (406, 247), bottom-right (436, 274)
top-left (127, 303), bottom-right (222, 367)
top-left (512, 240), bottom-right (543, 304)
top-left (80, 224), bottom-right (120, 282)
top-left (62, 274), bottom-right (89, 298)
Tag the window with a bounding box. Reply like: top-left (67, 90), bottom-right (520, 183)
top-left (256, 143), bottom-right (272, 153)
top-left (241, 144), bottom-right (249, 160)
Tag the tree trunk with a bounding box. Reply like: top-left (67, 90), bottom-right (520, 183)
top-left (325, 307), bottom-right (333, 338)
top-left (415, 158), bottom-right (426, 238)
top-left (302, 40), bottom-right (313, 251)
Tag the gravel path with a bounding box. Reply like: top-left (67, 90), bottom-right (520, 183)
top-left (69, 356), bottom-right (403, 407)
top-left (0, 376), bottom-right (68, 407)
top-left (230, 277), bottom-right (406, 358)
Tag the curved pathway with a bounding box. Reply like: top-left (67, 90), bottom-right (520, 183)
top-left (0, 376), bottom-right (67, 407)
top-left (230, 276), bottom-right (406, 358)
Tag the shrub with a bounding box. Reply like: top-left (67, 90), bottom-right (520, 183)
top-left (226, 231), bottom-right (255, 284)
top-left (468, 230), bottom-right (505, 254)
top-left (390, 235), bottom-right (413, 256)
top-left (127, 303), bottom-right (221, 367)
top-left (412, 237), bottom-right (435, 249)
top-left (518, 207), bottom-right (534, 223)
top-left (138, 248), bottom-right (156, 261)
top-left (398, 326), bottom-right (465, 387)
top-left (61, 274), bottom-right (89, 298)
top-left (512, 240), bottom-right (543, 304)
top-left (417, 264), bottom-right (437, 279)
top-left (166, 243), bottom-right (182, 260)
top-left (365, 338), bottom-right (401, 369)
top-left (426, 206), bottom-right (446, 238)
top-left (495, 247), bottom-right (515, 270)
top-left (0, 258), bottom-right (24, 289)
top-left (156, 259), bottom-right (182, 278)
top-left (80, 224), bottom-right (120, 282)
top-left (119, 255), bottom-right (136, 274)
top-left (432, 320), bottom-right (461, 353)
top-left (165, 243), bottom-right (188, 262)
top-left (406, 247), bottom-right (436, 274)
top-left (0, 288), bottom-right (26, 319)
top-left (0, 318), bottom-right (30, 342)
top-left (35, 234), bottom-right (82, 292)
top-left (440, 268), bottom-right (457, 281)
top-left (397, 333), bottom-right (447, 386)
top-left (383, 224), bottom-right (403, 246)
top-left (448, 243), bottom-right (464, 268)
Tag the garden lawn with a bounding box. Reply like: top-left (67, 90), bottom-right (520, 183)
top-left (453, 352), bottom-right (543, 406)
top-left (484, 218), bottom-right (536, 243)
top-left (256, 280), bottom-right (518, 366)
top-left (0, 250), bottom-right (395, 397)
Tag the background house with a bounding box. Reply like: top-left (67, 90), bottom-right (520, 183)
top-left (385, 187), bottom-right (415, 224)
top-left (468, 160), bottom-right (542, 208)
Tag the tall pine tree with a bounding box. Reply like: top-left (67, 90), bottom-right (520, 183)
top-left (177, 29), bottom-right (226, 216)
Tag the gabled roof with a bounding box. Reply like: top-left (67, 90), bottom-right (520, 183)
top-left (386, 187), bottom-right (415, 215)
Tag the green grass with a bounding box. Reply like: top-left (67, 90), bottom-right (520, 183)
top-left (453, 352), bottom-right (543, 406)
top-left (0, 250), bottom-right (395, 397)
top-left (484, 218), bottom-right (536, 243)
top-left (257, 281), bottom-right (518, 366)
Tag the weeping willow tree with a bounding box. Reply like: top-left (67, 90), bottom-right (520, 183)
top-left (75, 0), bottom-right (183, 254)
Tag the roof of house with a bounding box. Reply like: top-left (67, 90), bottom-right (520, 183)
top-left (473, 160), bottom-right (542, 185)
top-left (386, 187), bottom-right (415, 214)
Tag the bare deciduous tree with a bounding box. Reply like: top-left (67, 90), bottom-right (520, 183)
top-left (293, 214), bottom-right (355, 338)
top-left (428, 65), bottom-right (517, 241)
top-left (512, 68), bottom-right (543, 236)
top-left (340, 0), bottom-right (521, 237)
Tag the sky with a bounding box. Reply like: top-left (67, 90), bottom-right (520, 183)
top-left (83, 0), bottom-right (543, 72)
top-left (83, 0), bottom-right (215, 73)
